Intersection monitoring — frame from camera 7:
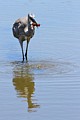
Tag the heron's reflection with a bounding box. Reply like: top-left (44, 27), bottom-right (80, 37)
top-left (12, 62), bottom-right (40, 112)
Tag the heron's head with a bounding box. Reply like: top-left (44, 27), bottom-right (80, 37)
top-left (28, 13), bottom-right (40, 27)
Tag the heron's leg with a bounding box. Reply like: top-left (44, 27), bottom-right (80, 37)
top-left (25, 40), bottom-right (29, 61)
top-left (19, 40), bottom-right (24, 62)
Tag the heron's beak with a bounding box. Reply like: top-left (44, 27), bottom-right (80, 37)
top-left (29, 16), bottom-right (40, 27)
top-left (32, 22), bottom-right (40, 28)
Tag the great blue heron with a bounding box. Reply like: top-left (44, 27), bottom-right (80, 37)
top-left (12, 13), bottom-right (40, 62)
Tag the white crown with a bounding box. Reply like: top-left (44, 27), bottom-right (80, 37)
top-left (29, 13), bottom-right (35, 18)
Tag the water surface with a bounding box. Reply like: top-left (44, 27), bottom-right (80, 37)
top-left (0, 0), bottom-right (80, 120)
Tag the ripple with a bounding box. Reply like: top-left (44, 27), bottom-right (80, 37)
top-left (11, 60), bottom-right (77, 76)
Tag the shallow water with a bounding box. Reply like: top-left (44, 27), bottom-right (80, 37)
top-left (1, 0), bottom-right (80, 120)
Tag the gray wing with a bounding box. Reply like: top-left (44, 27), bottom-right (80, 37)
top-left (12, 21), bottom-right (26, 38)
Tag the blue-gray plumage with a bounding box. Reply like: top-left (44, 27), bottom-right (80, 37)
top-left (12, 13), bottom-right (40, 62)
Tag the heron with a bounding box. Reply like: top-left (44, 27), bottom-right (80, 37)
top-left (12, 13), bottom-right (40, 62)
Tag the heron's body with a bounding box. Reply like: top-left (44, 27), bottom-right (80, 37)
top-left (12, 14), bottom-right (40, 62)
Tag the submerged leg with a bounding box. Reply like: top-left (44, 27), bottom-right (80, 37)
top-left (25, 40), bottom-right (29, 61)
top-left (19, 40), bottom-right (24, 62)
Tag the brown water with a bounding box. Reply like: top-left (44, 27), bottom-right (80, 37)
top-left (1, 0), bottom-right (80, 120)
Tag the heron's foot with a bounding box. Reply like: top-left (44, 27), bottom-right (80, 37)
top-left (22, 55), bottom-right (25, 63)
top-left (25, 53), bottom-right (28, 61)
top-left (25, 57), bottom-right (28, 62)
top-left (21, 60), bottom-right (24, 63)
